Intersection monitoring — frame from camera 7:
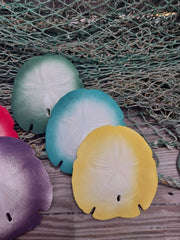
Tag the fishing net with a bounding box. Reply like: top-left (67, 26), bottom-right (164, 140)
top-left (0, 0), bottom-right (180, 187)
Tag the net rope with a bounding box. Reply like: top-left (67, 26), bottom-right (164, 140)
top-left (0, 0), bottom-right (180, 188)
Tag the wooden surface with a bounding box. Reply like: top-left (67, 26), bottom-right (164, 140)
top-left (16, 147), bottom-right (180, 240)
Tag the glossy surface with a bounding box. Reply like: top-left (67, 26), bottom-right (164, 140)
top-left (72, 125), bottom-right (158, 220)
top-left (0, 106), bottom-right (18, 138)
top-left (46, 89), bottom-right (125, 174)
top-left (11, 55), bottom-right (83, 133)
top-left (0, 137), bottom-right (53, 240)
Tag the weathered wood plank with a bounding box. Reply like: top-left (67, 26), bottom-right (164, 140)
top-left (17, 202), bottom-right (180, 240)
top-left (155, 148), bottom-right (179, 178)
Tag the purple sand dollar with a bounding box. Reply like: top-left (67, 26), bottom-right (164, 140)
top-left (0, 137), bottom-right (53, 240)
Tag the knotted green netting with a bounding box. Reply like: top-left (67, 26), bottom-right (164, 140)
top-left (0, 0), bottom-right (180, 187)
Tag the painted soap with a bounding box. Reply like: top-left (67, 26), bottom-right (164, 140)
top-left (46, 89), bottom-right (125, 174)
top-left (0, 137), bottom-right (53, 240)
top-left (11, 55), bottom-right (83, 134)
top-left (0, 106), bottom-right (18, 138)
top-left (72, 125), bottom-right (158, 220)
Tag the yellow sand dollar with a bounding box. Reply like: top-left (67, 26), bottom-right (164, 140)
top-left (72, 125), bottom-right (158, 220)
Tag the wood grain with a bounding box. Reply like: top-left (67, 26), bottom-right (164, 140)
top-left (16, 205), bottom-right (180, 240)
top-left (16, 147), bottom-right (180, 240)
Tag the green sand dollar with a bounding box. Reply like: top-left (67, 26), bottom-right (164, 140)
top-left (11, 55), bottom-right (83, 134)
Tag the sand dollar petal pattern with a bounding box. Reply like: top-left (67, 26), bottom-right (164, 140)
top-left (72, 125), bottom-right (158, 220)
top-left (46, 89), bottom-right (125, 174)
top-left (11, 55), bottom-right (83, 134)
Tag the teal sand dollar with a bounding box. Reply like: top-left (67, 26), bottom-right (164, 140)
top-left (45, 89), bottom-right (125, 174)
